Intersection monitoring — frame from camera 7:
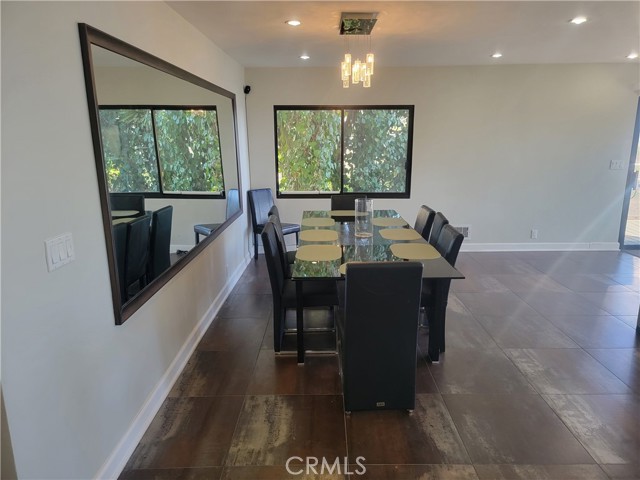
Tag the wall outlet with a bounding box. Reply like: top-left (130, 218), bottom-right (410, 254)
top-left (530, 229), bottom-right (539, 240)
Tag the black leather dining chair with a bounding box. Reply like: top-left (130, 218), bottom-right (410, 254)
top-left (330, 193), bottom-right (360, 210)
top-left (123, 214), bottom-right (151, 300)
top-left (112, 222), bottom-right (128, 302)
top-left (248, 188), bottom-right (299, 259)
top-left (194, 188), bottom-right (239, 244)
top-left (109, 193), bottom-right (145, 215)
top-left (429, 212), bottom-right (449, 246)
top-left (421, 224), bottom-right (464, 356)
top-left (337, 262), bottom-right (423, 412)
top-left (261, 221), bottom-right (338, 352)
top-left (414, 205), bottom-right (436, 241)
top-left (268, 205), bottom-right (296, 269)
top-left (148, 205), bottom-right (173, 281)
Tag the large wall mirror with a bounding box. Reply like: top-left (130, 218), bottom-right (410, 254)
top-left (79, 24), bottom-right (242, 324)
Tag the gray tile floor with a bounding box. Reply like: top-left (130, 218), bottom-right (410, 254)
top-left (120, 251), bottom-right (640, 480)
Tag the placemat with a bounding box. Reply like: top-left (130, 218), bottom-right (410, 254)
top-left (372, 217), bottom-right (407, 227)
top-left (296, 245), bottom-right (342, 262)
top-left (301, 217), bottom-right (336, 227)
top-left (112, 217), bottom-right (135, 225)
top-left (329, 210), bottom-right (356, 216)
top-left (390, 243), bottom-right (440, 260)
top-left (300, 229), bottom-right (339, 242)
top-left (338, 261), bottom-right (366, 276)
top-left (379, 228), bottom-right (422, 241)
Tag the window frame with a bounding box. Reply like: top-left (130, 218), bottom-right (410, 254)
top-left (273, 105), bottom-right (414, 199)
top-left (99, 104), bottom-right (226, 200)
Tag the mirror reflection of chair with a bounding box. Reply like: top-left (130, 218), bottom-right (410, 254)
top-left (268, 206), bottom-right (296, 271)
top-left (421, 224), bottom-right (464, 358)
top-left (429, 211), bottom-right (449, 246)
top-left (148, 205), bottom-right (173, 282)
top-left (330, 193), bottom-right (360, 210)
top-left (112, 222), bottom-right (128, 302)
top-left (337, 262), bottom-right (423, 412)
top-left (109, 193), bottom-right (145, 216)
top-left (194, 188), bottom-right (239, 244)
top-left (248, 188), bottom-right (299, 259)
top-left (261, 221), bottom-right (338, 352)
top-left (414, 205), bottom-right (436, 241)
top-left (123, 214), bottom-right (151, 301)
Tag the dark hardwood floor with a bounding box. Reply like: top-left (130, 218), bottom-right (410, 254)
top-left (120, 251), bottom-right (640, 480)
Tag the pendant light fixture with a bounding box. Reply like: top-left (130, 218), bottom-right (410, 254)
top-left (340, 12), bottom-right (377, 88)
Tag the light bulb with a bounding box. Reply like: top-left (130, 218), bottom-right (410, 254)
top-left (366, 53), bottom-right (375, 75)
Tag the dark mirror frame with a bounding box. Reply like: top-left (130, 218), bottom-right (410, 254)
top-left (78, 23), bottom-right (242, 324)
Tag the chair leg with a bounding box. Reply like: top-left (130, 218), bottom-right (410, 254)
top-left (273, 305), bottom-right (285, 352)
top-left (254, 233), bottom-right (259, 259)
top-left (440, 301), bottom-right (448, 353)
top-left (195, 232), bottom-right (200, 244)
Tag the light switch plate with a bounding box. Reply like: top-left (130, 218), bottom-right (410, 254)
top-left (609, 160), bottom-right (624, 170)
top-left (45, 233), bottom-right (75, 272)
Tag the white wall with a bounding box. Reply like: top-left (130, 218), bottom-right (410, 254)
top-left (1, 2), bottom-right (251, 478)
top-left (246, 65), bottom-right (637, 249)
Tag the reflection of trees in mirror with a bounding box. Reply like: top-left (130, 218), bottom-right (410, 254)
top-left (276, 106), bottom-right (413, 195)
top-left (99, 106), bottom-right (224, 194)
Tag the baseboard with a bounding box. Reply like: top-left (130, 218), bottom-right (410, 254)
top-left (95, 255), bottom-right (251, 480)
top-left (461, 242), bottom-right (620, 252)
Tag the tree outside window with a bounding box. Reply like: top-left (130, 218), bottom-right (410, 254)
top-left (275, 106), bottom-right (413, 197)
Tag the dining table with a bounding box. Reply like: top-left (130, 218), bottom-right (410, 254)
top-left (291, 209), bottom-right (464, 363)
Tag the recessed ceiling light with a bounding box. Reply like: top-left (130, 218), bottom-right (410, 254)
top-left (300, 54), bottom-right (310, 60)
top-left (491, 52), bottom-right (503, 59)
top-left (570, 16), bottom-right (587, 25)
top-left (627, 52), bottom-right (639, 60)
top-left (286, 20), bottom-right (301, 27)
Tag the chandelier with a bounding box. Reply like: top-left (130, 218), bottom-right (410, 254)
top-left (339, 13), bottom-right (377, 88)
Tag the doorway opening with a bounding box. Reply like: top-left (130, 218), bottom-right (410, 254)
top-left (620, 98), bottom-right (640, 251)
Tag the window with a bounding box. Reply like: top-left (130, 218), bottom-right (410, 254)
top-left (275, 106), bottom-right (414, 197)
top-left (99, 106), bottom-right (224, 197)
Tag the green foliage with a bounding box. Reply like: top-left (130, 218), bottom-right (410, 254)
top-left (155, 110), bottom-right (224, 193)
top-left (343, 109), bottom-right (409, 193)
top-left (99, 107), bottom-right (224, 194)
top-left (276, 110), bottom-right (341, 193)
top-left (99, 109), bottom-right (159, 192)
top-left (276, 108), bottom-right (410, 194)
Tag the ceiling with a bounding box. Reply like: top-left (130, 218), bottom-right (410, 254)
top-left (167, 1), bottom-right (640, 68)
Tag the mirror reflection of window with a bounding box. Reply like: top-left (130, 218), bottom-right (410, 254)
top-left (99, 107), bottom-right (225, 195)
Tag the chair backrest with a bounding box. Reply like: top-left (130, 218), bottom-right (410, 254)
top-left (267, 204), bottom-right (280, 219)
top-left (261, 221), bottom-right (286, 298)
top-left (435, 224), bottom-right (464, 267)
top-left (124, 214), bottom-right (151, 286)
top-left (148, 205), bottom-right (173, 281)
top-left (345, 262), bottom-right (423, 332)
top-left (429, 212), bottom-right (449, 246)
top-left (248, 188), bottom-right (274, 230)
top-left (109, 193), bottom-right (145, 214)
top-left (225, 188), bottom-right (240, 219)
top-left (331, 193), bottom-right (361, 211)
top-left (414, 205), bottom-right (435, 241)
top-left (112, 222), bottom-right (128, 301)
top-left (268, 213), bottom-right (289, 274)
